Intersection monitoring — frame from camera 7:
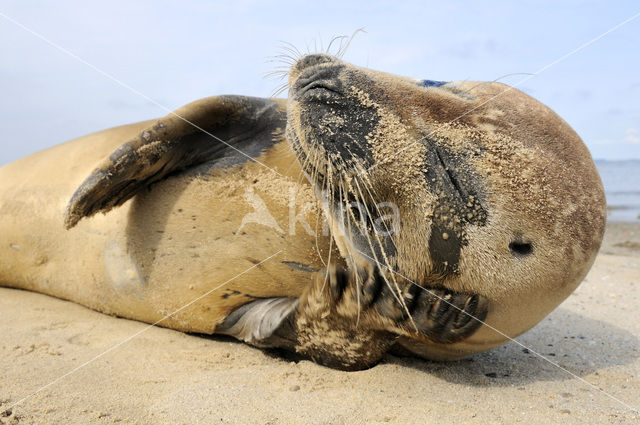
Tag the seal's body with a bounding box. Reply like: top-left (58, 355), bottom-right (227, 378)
top-left (0, 98), bottom-right (331, 333)
top-left (0, 55), bottom-right (606, 370)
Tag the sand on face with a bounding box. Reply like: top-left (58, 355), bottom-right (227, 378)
top-left (0, 222), bottom-right (639, 425)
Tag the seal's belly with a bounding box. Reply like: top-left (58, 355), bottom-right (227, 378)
top-left (0, 123), bottom-right (334, 333)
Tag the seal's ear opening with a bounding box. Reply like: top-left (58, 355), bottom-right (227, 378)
top-left (509, 240), bottom-right (533, 256)
top-left (64, 95), bottom-right (285, 229)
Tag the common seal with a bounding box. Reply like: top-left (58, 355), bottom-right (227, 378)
top-left (0, 53), bottom-right (606, 370)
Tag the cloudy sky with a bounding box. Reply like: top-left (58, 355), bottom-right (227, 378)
top-left (1, 1), bottom-right (638, 165)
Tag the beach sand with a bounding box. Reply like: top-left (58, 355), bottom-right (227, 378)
top-left (1, 222), bottom-right (638, 424)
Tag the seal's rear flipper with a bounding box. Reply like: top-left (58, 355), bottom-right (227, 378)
top-left (65, 96), bottom-right (285, 229)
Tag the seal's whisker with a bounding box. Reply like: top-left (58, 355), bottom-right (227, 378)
top-left (311, 151), bottom-right (330, 268)
top-left (325, 235), bottom-right (334, 290)
top-left (354, 262), bottom-right (363, 328)
top-left (275, 46), bottom-right (299, 58)
top-left (263, 68), bottom-right (289, 75)
top-left (351, 175), bottom-right (416, 330)
top-left (276, 41), bottom-right (303, 62)
top-left (342, 174), bottom-right (400, 309)
top-left (337, 28), bottom-right (366, 59)
top-left (355, 180), bottom-right (408, 327)
top-left (356, 173), bottom-right (398, 252)
top-left (265, 52), bottom-right (296, 96)
top-left (326, 35), bottom-right (348, 55)
top-left (279, 40), bottom-right (303, 58)
top-left (265, 43), bottom-right (303, 87)
top-left (270, 82), bottom-right (289, 98)
top-left (268, 52), bottom-right (297, 63)
top-left (263, 59), bottom-right (294, 68)
top-left (340, 175), bottom-right (367, 323)
top-left (336, 38), bottom-right (345, 57)
top-left (352, 175), bottom-right (399, 269)
top-left (265, 55), bottom-right (296, 68)
top-left (351, 173), bottom-right (390, 251)
top-left (319, 156), bottom-right (334, 294)
top-left (313, 191), bottom-right (327, 268)
top-left (263, 70), bottom-right (289, 81)
top-left (348, 178), bottom-right (371, 325)
top-left (340, 176), bottom-right (359, 271)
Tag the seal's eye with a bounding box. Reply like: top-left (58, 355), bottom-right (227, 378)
top-left (509, 241), bottom-right (533, 256)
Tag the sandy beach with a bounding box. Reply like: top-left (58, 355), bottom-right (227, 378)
top-left (1, 221), bottom-right (638, 424)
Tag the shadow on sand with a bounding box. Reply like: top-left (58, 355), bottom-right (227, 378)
top-left (200, 305), bottom-right (637, 388)
top-left (380, 306), bottom-right (638, 386)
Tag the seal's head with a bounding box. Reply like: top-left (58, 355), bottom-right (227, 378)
top-left (286, 54), bottom-right (606, 360)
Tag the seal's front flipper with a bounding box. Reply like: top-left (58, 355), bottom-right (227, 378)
top-left (216, 297), bottom-right (299, 350)
top-left (368, 274), bottom-right (489, 344)
top-left (65, 96), bottom-right (285, 229)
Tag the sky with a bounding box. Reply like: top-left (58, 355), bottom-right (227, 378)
top-left (0, 1), bottom-right (639, 165)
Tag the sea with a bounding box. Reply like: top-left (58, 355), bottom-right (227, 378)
top-left (595, 160), bottom-right (640, 222)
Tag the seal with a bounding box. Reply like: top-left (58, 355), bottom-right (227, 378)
top-left (0, 53), bottom-right (606, 370)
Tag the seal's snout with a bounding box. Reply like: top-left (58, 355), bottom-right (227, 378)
top-left (289, 54), bottom-right (337, 85)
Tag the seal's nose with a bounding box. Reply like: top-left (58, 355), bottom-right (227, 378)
top-left (289, 54), bottom-right (336, 85)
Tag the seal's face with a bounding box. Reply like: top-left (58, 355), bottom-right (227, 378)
top-left (286, 54), bottom-right (606, 358)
